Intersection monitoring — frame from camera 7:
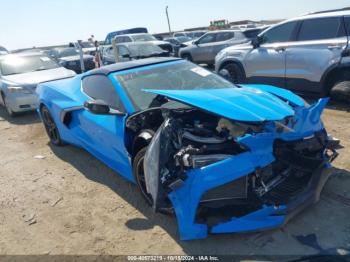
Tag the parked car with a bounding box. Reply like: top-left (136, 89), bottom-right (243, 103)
top-left (240, 26), bottom-right (269, 41)
top-left (215, 9), bottom-right (350, 99)
top-left (102, 42), bottom-right (169, 65)
top-left (0, 53), bottom-right (76, 116)
top-left (179, 30), bottom-right (251, 66)
top-left (0, 46), bottom-right (9, 55)
top-left (13, 48), bottom-right (49, 54)
top-left (173, 31), bottom-right (207, 39)
top-left (104, 27), bottom-right (148, 45)
top-left (48, 47), bottom-right (95, 73)
top-left (36, 57), bottom-right (337, 240)
top-left (114, 33), bottom-right (173, 54)
top-left (163, 36), bottom-right (192, 56)
top-left (72, 41), bottom-right (96, 55)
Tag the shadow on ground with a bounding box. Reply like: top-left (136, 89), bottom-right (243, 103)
top-left (0, 107), bottom-right (40, 125)
top-left (49, 142), bottom-right (350, 256)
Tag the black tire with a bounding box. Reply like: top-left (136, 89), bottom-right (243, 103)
top-left (221, 63), bottom-right (245, 84)
top-left (1, 93), bottom-right (17, 117)
top-left (133, 147), bottom-right (154, 206)
top-left (181, 53), bottom-right (193, 62)
top-left (132, 147), bottom-right (174, 215)
top-left (40, 106), bottom-right (63, 146)
top-left (330, 81), bottom-right (350, 102)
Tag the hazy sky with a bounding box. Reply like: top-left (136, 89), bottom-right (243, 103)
top-left (1, 0), bottom-right (349, 50)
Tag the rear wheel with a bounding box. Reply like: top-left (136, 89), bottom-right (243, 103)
top-left (330, 81), bottom-right (350, 102)
top-left (41, 106), bottom-right (63, 146)
top-left (221, 63), bottom-right (245, 84)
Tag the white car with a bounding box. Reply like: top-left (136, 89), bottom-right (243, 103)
top-left (0, 53), bottom-right (76, 117)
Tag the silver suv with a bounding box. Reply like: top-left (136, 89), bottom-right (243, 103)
top-left (179, 30), bottom-right (251, 66)
top-left (114, 33), bottom-right (173, 54)
top-left (215, 9), bottom-right (350, 99)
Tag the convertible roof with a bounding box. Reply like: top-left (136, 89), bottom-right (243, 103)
top-left (88, 57), bottom-right (182, 76)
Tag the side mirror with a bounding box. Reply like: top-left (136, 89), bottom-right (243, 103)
top-left (84, 100), bottom-right (125, 116)
top-left (252, 37), bottom-right (261, 49)
top-left (193, 40), bottom-right (199, 46)
top-left (122, 54), bottom-right (131, 59)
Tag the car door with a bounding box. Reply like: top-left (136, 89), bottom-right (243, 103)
top-left (244, 21), bottom-right (298, 88)
top-left (71, 75), bottom-right (132, 179)
top-left (285, 16), bottom-right (348, 93)
top-left (118, 46), bottom-right (131, 62)
top-left (191, 33), bottom-right (217, 63)
top-left (206, 32), bottom-right (236, 64)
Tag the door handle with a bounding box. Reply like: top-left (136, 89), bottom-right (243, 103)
top-left (274, 46), bottom-right (286, 52)
top-left (328, 44), bottom-right (342, 50)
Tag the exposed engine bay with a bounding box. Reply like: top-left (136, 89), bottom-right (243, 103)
top-left (124, 96), bottom-right (338, 240)
top-left (126, 106), bottom-right (333, 215)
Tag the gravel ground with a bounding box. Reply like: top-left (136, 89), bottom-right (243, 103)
top-left (0, 100), bottom-right (349, 257)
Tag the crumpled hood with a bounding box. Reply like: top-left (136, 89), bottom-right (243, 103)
top-left (2, 67), bottom-right (76, 85)
top-left (144, 86), bottom-right (305, 122)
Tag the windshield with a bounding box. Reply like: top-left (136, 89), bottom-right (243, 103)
top-left (57, 48), bottom-right (79, 57)
top-left (0, 55), bottom-right (59, 75)
top-left (116, 61), bottom-right (234, 111)
top-left (193, 32), bottom-right (206, 38)
top-left (176, 36), bottom-right (191, 43)
top-left (132, 34), bottom-right (157, 42)
top-left (243, 29), bottom-right (263, 39)
top-left (80, 42), bottom-right (94, 48)
top-left (128, 44), bottom-right (164, 57)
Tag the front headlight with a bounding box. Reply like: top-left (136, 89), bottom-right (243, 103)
top-left (7, 86), bottom-right (32, 94)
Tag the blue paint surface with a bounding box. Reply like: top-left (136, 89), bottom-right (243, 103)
top-left (36, 61), bottom-right (332, 241)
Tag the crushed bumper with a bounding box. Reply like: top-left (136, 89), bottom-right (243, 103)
top-left (162, 98), bottom-right (337, 240)
top-left (210, 165), bottom-right (333, 235)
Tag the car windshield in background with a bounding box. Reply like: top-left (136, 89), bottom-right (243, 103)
top-left (80, 42), bottom-right (94, 48)
top-left (116, 61), bottom-right (234, 110)
top-left (128, 44), bottom-right (165, 57)
top-left (132, 34), bottom-right (157, 42)
top-left (58, 48), bottom-right (79, 57)
top-left (176, 36), bottom-right (192, 43)
top-left (243, 29), bottom-right (263, 39)
top-left (0, 55), bottom-right (59, 75)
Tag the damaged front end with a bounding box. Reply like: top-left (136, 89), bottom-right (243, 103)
top-left (139, 96), bottom-right (338, 240)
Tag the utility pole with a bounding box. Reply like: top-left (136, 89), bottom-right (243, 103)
top-left (165, 6), bottom-right (172, 37)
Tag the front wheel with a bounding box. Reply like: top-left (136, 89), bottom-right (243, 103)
top-left (133, 147), bottom-right (174, 215)
top-left (41, 106), bottom-right (64, 146)
top-left (221, 63), bottom-right (245, 84)
top-left (181, 53), bottom-right (193, 62)
top-left (330, 81), bottom-right (350, 102)
top-left (133, 147), bottom-right (154, 206)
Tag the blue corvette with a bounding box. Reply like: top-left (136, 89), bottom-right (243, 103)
top-left (36, 57), bottom-right (338, 240)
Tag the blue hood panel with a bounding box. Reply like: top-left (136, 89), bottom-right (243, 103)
top-left (144, 87), bottom-right (297, 122)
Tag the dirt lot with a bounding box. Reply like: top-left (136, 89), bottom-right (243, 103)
top-left (0, 101), bottom-right (350, 257)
